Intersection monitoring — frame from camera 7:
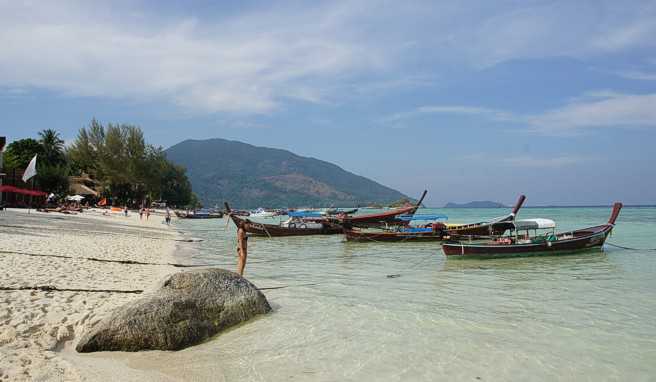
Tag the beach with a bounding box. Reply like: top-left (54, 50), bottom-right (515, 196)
top-left (1, 207), bottom-right (655, 381)
top-left (0, 208), bottom-right (183, 381)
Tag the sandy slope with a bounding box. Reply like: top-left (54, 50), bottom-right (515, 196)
top-left (0, 209), bottom-right (181, 381)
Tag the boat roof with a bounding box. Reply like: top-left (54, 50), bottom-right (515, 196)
top-left (398, 214), bottom-right (448, 221)
top-left (514, 218), bottom-right (556, 230)
top-left (288, 211), bottom-right (323, 218)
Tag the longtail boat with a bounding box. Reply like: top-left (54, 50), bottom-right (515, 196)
top-left (446, 195), bottom-right (526, 237)
top-left (174, 209), bottom-right (223, 219)
top-left (343, 214), bottom-right (448, 242)
top-left (335, 190), bottom-right (428, 228)
top-left (287, 208), bottom-right (358, 219)
top-left (344, 224), bottom-right (447, 242)
top-left (324, 208), bottom-right (358, 216)
top-left (441, 202), bottom-right (622, 258)
top-left (224, 203), bottom-right (342, 237)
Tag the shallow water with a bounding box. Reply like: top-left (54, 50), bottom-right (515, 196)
top-left (158, 208), bottom-right (655, 380)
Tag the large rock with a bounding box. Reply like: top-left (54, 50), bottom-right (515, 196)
top-left (76, 268), bottom-right (271, 352)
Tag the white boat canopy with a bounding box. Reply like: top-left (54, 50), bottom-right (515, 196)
top-left (513, 218), bottom-right (556, 230)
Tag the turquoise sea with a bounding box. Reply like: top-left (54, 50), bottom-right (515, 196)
top-left (154, 207), bottom-right (655, 380)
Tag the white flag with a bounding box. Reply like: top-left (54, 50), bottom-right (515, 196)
top-left (22, 154), bottom-right (37, 183)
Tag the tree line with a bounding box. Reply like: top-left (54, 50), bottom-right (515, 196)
top-left (2, 119), bottom-right (197, 207)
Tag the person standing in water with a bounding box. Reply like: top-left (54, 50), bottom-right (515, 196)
top-left (236, 221), bottom-right (248, 276)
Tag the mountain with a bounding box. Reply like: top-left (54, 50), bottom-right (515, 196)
top-left (444, 201), bottom-right (507, 208)
top-left (165, 138), bottom-right (409, 208)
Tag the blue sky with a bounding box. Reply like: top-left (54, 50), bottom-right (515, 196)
top-left (1, 0), bottom-right (655, 206)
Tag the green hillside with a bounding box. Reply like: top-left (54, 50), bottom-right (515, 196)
top-left (165, 138), bottom-right (409, 209)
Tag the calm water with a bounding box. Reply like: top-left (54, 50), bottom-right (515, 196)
top-left (154, 207), bottom-right (655, 380)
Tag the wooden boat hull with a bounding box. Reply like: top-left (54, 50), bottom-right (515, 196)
top-left (442, 203), bottom-right (622, 258)
top-left (180, 214), bottom-right (223, 219)
top-left (337, 206), bottom-right (416, 228)
top-left (443, 226), bottom-right (612, 258)
top-left (344, 228), bottom-right (444, 242)
top-left (229, 214), bottom-right (342, 237)
top-left (446, 222), bottom-right (511, 237)
top-left (445, 195), bottom-right (526, 237)
top-left (335, 190), bottom-right (428, 228)
top-left (175, 211), bottom-right (223, 219)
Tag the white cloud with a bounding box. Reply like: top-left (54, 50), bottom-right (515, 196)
top-left (1, 1), bottom-right (656, 114)
top-left (382, 105), bottom-right (514, 125)
top-left (592, 19), bottom-right (656, 53)
top-left (615, 70), bottom-right (656, 81)
top-left (454, 2), bottom-right (656, 67)
top-left (527, 92), bottom-right (656, 134)
top-left (461, 153), bottom-right (590, 168)
top-left (385, 91), bottom-right (656, 135)
top-left (0, 1), bottom-right (385, 114)
top-left (500, 156), bottom-right (588, 168)
top-left (417, 106), bottom-right (515, 121)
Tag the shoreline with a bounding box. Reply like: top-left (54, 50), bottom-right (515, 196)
top-left (0, 208), bottom-right (187, 381)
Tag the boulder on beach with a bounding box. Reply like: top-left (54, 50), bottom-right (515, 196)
top-left (76, 268), bottom-right (271, 352)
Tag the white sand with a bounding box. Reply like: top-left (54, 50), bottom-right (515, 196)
top-left (0, 208), bottom-right (181, 381)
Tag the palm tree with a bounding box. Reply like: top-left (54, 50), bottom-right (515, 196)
top-left (38, 129), bottom-right (65, 165)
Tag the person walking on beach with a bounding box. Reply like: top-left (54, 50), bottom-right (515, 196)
top-left (236, 222), bottom-right (248, 276)
top-left (146, 208), bottom-right (151, 220)
top-left (139, 208), bottom-right (144, 220)
top-left (165, 207), bottom-right (171, 225)
top-left (123, 206), bottom-right (128, 217)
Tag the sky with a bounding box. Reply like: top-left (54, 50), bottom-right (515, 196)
top-left (1, 0), bottom-right (655, 206)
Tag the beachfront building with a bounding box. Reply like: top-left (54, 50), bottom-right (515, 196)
top-left (68, 174), bottom-right (101, 200)
top-left (0, 168), bottom-right (47, 208)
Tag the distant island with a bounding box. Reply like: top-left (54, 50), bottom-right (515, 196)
top-left (444, 201), bottom-right (508, 208)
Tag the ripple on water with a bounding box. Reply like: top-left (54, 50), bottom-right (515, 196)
top-left (167, 208), bottom-right (656, 380)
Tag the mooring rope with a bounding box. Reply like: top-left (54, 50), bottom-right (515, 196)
top-left (0, 285), bottom-right (143, 294)
top-left (0, 250), bottom-right (208, 268)
top-left (257, 283), bottom-right (319, 291)
top-left (385, 250), bottom-right (437, 279)
top-left (177, 228), bottom-right (226, 233)
top-left (606, 242), bottom-right (656, 251)
top-left (0, 248), bottom-right (376, 268)
top-left (0, 224), bottom-right (202, 242)
top-left (0, 283), bottom-right (320, 294)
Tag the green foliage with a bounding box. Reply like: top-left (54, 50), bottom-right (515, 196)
top-left (159, 161), bottom-right (194, 207)
top-left (188, 193), bottom-right (201, 209)
top-left (3, 136), bottom-right (67, 194)
top-left (37, 164), bottom-right (70, 195)
top-left (38, 129), bottom-right (66, 166)
top-left (4, 121), bottom-right (193, 207)
top-left (67, 119), bottom-right (194, 207)
top-left (3, 138), bottom-right (43, 170)
top-left (68, 118), bottom-right (103, 175)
